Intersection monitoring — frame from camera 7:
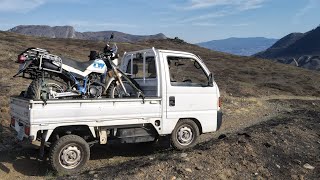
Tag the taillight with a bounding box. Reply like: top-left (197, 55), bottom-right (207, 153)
top-left (11, 117), bottom-right (15, 127)
top-left (17, 55), bottom-right (27, 63)
top-left (218, 97), bottom-right (221, 108)
top-left (25, 126), bottom-right (30, 136)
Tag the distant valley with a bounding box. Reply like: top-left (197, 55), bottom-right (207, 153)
top-left (197, 37), bottom-right (278, 56)
top-left (8, 25), bottom-right (167, 43)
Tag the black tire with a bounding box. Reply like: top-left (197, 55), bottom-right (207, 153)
top-left (26, 78), bottom-right (65, 100)
top-left (26, 78), bottom-right (42, 100)
top-left (106, 81), bottom-right (120, 98)
top-left (171, 119), bottom-right (200, 150)
top-left (49, 135), bottom-right (90, 174)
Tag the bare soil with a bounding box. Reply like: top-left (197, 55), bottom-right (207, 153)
top-left (0, 98), bottom-right (319, 180)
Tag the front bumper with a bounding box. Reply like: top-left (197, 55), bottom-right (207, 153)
top-left (216, 111), bottom-right (223, 131)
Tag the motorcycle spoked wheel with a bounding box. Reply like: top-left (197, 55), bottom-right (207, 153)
top-left (106, 81), bottom-right (122, 98)
top-left (26, 78), bottom-right (66, 100)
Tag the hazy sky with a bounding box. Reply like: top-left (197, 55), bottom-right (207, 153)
top-left (0, 0), bottom-right (319, 43)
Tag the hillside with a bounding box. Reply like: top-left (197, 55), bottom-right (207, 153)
top-left (197, 37), bottom-right (277, 56)
top-left (8, 25), bottom-right (167, 42)
top-left (0, 31), bottom-right (319, 179)
top-left (255, 26), bottom-right (320, 70)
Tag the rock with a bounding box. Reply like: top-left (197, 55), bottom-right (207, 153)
top-left (218, 134), bottom-right (227, 139)
top-left (185, 168), bottom-right (192, 173)
top-left (294, 159), bottom-right (301, 165)
top-left (218, 174), bottom-right (228, 180)
top-left (276, 164), bottom-right (280, 168)
top-left (88, 171), bottom-right (96, 175)
top-left (149, 157), bottom-right (154, 160)
top-left (182, 157), bottom-right (190, 162)
top-left (195, 165), bottom-right (203, 170)
top-left (303, 163), bottom-right (315, 170)
top-left (238, 132), bottom-right (251, 138)
top-left (180, 153), bottom-right (188, 158)
top-left (93, 174), bottom-right (98, 178)
top-left (170, 176), bottom-right (176, 180)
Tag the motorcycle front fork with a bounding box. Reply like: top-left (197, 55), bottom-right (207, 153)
top-left (113, 70), bottom-right (130, 97)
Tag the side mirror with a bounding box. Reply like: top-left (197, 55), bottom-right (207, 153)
top-left (194, 61), bottom-right (201, 69)
top-left (208, 73), bottom-right (214, 86)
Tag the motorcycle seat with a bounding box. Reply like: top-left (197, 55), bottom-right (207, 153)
top-left (61, 57), bottom-right (93, 72)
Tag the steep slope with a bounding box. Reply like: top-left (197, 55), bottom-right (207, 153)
top-left (255, 26), bottom-right (320, 70)
top-left (285, 27), bottom-right (320, 56)
top-left (8, 25), bottom-right (166, 42)
top-left (197, 37), bottom-right (277, 56)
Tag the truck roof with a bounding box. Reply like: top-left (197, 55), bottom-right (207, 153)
top-left (124, 48), bottom-right (197, 57)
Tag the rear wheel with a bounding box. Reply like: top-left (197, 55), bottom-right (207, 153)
top-left (25, 78), bottom-right (65, 100)
top-left (49, 135), bottom-right (90, 174)
top-left (171, 119), bottom-right (200, 150)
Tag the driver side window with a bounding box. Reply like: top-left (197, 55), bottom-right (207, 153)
top-left (167, 56), bottom-right (209, 87)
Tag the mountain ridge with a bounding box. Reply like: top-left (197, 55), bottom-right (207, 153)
top-left (255, 26), bottom-right (320, 71)
top-left (8, 25), bottom-right (166, 42)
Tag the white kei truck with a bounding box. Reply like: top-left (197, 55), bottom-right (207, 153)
top-left (10, 48), bottom-right (222, 174)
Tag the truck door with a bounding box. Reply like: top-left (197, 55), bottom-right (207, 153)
top-left (162, 53), bottom-right (219, 133)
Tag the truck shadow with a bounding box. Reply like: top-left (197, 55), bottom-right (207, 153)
top-left (90, 138), bottom-right (172, 160)
top-left (0, 138), bottom-right (172, 177)
top-left (0, 147), bottom-right (50, 176)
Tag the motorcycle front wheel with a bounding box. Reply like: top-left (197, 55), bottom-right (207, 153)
top-left (26, 78), bottom-right (65, 100)
top-left (106, 81), bottom-right (121, 98)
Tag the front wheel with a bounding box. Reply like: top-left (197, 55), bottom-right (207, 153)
top-left (49, 135), bottom-right (90, 174)
top-left (171, 119), bottom-right (200, 150)
top-left (106, 81), bottom-right (123, 98)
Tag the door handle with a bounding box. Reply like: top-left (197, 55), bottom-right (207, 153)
top-left (169, 96), bottom-right (175, 106)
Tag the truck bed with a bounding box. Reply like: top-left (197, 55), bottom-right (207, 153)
top-left (10, 96), bottom-right (162, 140)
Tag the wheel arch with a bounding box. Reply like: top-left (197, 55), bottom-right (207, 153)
top-left (176, 118), bottom-right (203, 134)
top-left (45, 125), bottom-right (96, 143)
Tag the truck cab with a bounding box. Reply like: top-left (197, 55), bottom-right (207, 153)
top-left (120, 48), bottom-right (222, 134)
top-left (10, 48), bottom-right (222, 174)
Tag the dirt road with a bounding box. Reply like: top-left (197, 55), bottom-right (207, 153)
top-left (0, 97), bottom-right (319, 179)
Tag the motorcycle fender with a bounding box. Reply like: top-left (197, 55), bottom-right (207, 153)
top-left (13, 60), bottom-right (33, 77)
top-left (105, 77), bottom-right (116, 89)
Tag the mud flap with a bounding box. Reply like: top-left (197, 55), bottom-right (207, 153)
top-left (39, 131), bottom-right (48, 160)
top-left (217, 111), bottom-right (223, 131)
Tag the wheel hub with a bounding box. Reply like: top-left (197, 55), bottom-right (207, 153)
top-left (177, 126), bottom-right (193, 145)
top-left (59, 145), bottom-right (81, 169)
